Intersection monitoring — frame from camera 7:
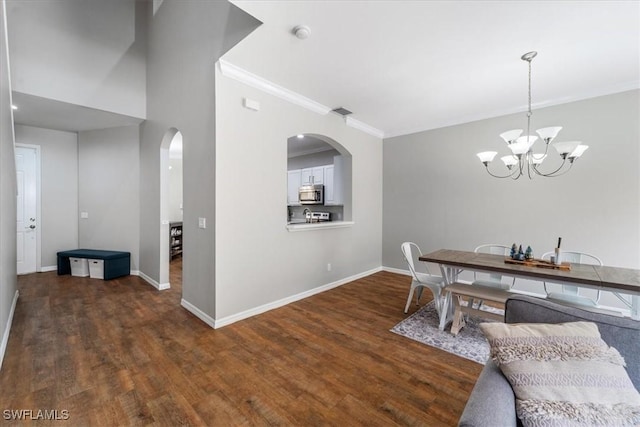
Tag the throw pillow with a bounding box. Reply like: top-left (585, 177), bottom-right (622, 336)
top-left (480, 321), bottom-right (640, 427)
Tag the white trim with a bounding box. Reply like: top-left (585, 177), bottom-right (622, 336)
top-left (286, 221), bottom-right (355, 232)
top-left (219, 59), bottom-right (384, 139)
top-left (382, 266), bottom-right (412, 276)
top-left (0, 290), bottom-right (19, 371)
top-left (213, 266), bottom-right (383, 328)
top-left (219, 59), bottom-right (332, 116)
top-left (41, 265), bottom-right (57, 272)
top-left (345, 116), bottom-right (384, 139)
top-left (181, 298), bottom-right (216, 329)
top-left (137, 271), bottom-right (170, 290)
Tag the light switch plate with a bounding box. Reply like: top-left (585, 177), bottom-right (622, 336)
top-left (198, 217), bottom-right (206, 229)
top-left (80, 212), bottom-right (89, 219)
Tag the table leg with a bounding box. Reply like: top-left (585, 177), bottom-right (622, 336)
top-left (438, 265), bottom-right (459, 331)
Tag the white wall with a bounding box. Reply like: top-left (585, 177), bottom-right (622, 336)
top-left (0, 0), bottom-right (18, 370)
top-left (382, 90), bottom-right (640, 308)
top-left (78, 125), bottom-right (140, 270)
top-left (14, 125), bottom-right (78, 269)
top-left (6, 0), bottom-right (146, 119)
top-left (215, 68), bottom-right (383, 320)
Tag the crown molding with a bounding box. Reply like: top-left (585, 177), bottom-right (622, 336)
top-left (345, 116), bottom-right (384, 139)
top-left (219, 59), bottom-right (332, 115)
top-left (218, 59), bottom-right (384, 139)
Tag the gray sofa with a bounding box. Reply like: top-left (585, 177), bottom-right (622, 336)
top-left (458, 295), bottom-right (640, 427)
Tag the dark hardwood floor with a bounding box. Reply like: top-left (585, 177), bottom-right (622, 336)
top-left (0, 259), bottom-right (481, 426)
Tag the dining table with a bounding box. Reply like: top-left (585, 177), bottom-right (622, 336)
top-left (419, 249), bottom-right (640, 330)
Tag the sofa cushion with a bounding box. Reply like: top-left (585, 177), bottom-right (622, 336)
top-left (504, 295), bottom-right (640, 389)
top-left (480, 321), bottom-right (640, 427)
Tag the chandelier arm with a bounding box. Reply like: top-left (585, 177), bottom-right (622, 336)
top-left (542, 160), bottom-right (575, 177)
top-left (484, 165), bottom-right (517, 179)
top-left (532, 157), bottom-right (571, 177)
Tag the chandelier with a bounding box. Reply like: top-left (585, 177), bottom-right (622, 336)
top-left (476, 51), bottom-right (588, 179)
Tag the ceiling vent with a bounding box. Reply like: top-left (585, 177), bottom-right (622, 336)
top-left (331, 107), bottom-right (353, 116)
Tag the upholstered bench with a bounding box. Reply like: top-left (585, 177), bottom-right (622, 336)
top-left (57, 249), bottom-right (130, 280)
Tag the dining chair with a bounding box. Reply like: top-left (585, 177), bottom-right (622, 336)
top-left (401, 242), bottom-right (446, 314)
top-left (540, 251), bottom-right (602, 307)
top-left (472, 244), bottom-right (516, 290)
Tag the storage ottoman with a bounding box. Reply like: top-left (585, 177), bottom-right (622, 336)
top-left (57, 249), bottom-right (130, 280)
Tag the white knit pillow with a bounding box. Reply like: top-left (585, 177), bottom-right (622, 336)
top-left (480, 321), bottom-right (640, 427)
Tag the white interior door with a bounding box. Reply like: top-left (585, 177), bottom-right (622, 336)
top-left (16, 146), bottom-right (38, 275)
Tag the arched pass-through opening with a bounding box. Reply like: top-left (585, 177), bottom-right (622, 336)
top-left (287, 133), bottom-right (353, 224)
top-left (160, 128), bottom-right (183, 290)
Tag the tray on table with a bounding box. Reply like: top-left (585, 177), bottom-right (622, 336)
top-left (504, 257), bottom-right (571, 271)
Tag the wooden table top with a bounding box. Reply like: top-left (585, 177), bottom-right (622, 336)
top-left (419, 249), bottom-right (640, 295)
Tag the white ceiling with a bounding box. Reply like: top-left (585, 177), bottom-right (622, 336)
top-left (226, 0), bottom-right (640, 138)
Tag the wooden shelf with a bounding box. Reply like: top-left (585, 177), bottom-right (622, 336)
top-left (170, 221), bottom-right (183, 259)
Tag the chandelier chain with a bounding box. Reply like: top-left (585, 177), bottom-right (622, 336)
top-left (526, 58), bottom-right (532, 139)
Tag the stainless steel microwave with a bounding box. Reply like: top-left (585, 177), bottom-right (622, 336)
top-left (299, 184), bottom-right (324, 205)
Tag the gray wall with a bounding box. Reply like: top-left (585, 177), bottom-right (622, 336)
top-left (78, 125), bottom-right (140, 270)
top-left (288, 149), bottom-right (340, 170)
top-left (383, 90), bottom-right (640, 308)
top-left (6, 0), bottom-right (146, 118)
top-left (14, 125), bottom-right (78, 269)
top-left (1, 0), bottom-right (18, 369)
top-left (140, 1), bottom-right (260, 312)
top-left (215, 69), bottom-right (383, 319)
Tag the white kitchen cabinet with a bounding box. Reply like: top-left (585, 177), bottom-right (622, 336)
top-left (325, 156), bottom-right (344, 205)
top-left (301, 166), bottom-right (324, 185)
top-left (324, 165), bottom-right (334, 204)
top-left (287, 170), bottom-right (301, 206)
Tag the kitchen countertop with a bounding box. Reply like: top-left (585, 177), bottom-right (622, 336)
top-left (286, 220), bottom-right (354, 232)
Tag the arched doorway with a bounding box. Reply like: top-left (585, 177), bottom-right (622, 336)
top-left (286, 133), bottom-right (353, 223)
top-left (160, 128), bottom-right (183, 291)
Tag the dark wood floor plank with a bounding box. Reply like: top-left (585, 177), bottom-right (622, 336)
top-left (0, 261), bottom-right (481, 425)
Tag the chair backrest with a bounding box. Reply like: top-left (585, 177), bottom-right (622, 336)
top-left (540, 250), bottom-right (603, 302)
top-left (540, 251), bottom-right (602, 266)
top-left (474, 244), bottom-right (513, 286)
top-left (401, 242), bottom-right (432, 280)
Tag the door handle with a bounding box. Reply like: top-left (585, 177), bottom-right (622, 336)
top-left (29, 225), bottom-right (36, 229)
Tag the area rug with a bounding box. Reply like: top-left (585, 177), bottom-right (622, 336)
top-left (390, 301), bottom-right (502, 364)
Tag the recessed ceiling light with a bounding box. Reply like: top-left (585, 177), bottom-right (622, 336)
top-left (11, 105), bottom-right (17, 110)
top-left (297, 134), bottom-right (304, 139)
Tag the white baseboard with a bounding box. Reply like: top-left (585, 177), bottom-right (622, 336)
top-left (138, 271), bottom-right (170, 290)
top-left (382, 266), bottom-right (411, 276)
top-left (213, 266), bottom-right (383, 328)
top-left (181, 298), bottom-right (216, 329)
top-left (0, 290), bottom-right (19, 371)
top-left (40, 265), bottom-right (57, 272)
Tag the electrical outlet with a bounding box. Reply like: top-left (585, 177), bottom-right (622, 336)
top-left (198, 217), bottom-right (206, 229)
top-left (327, 263), bottom-right (331, 271)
